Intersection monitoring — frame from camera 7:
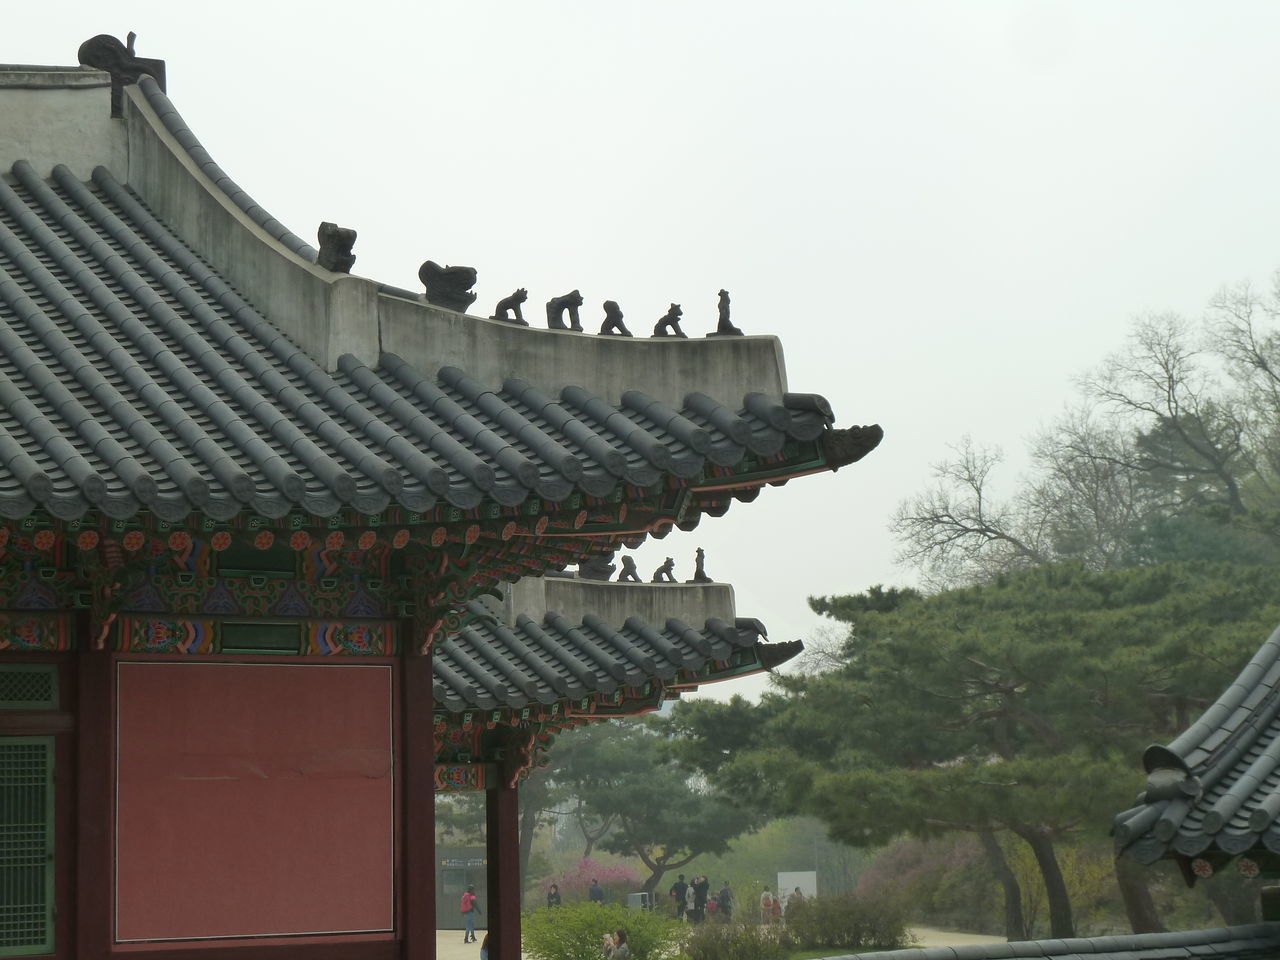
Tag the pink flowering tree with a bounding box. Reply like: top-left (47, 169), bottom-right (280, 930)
top-left (542, 857), bottom-right (641, 905)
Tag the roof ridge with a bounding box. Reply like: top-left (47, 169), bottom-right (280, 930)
top-left (134, 75), bottom-right (318, 262)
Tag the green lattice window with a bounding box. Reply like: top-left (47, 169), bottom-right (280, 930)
top-left (0, 736), bottom-right (54, 956)
top-left (0, 666), bottom-right (57, 711)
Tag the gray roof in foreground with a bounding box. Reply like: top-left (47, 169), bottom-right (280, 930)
top-left (849, 923), bottom-right (1280, 960)
top-left (0, 158), bottom-right (845, 523)
top-left (433, 597), bottom-right (797, 711)
top-left (1114, 624), bottom-right (1280, 865)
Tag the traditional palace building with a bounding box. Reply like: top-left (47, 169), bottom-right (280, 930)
top-left (0, 36), bottom-right (880, 960)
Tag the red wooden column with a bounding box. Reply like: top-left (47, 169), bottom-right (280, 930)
top-left (75, 625), bottom-right (112, 960)
top-left (404, 649), bottom-right (437, 960)
top-left (485, 763), bottom-right (522, 960)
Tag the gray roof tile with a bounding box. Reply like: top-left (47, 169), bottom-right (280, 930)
top-left (851, 924), bottom-right (1280, 960)
top-left (0, 160), bottom-right (847, 523)
top-left (1117, 624), bottom-right (1280, 864)
top-left (431, 601), bottom-right (790, 713)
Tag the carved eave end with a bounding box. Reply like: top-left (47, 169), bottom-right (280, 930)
top-left (758, 638), bottom-right (804, 671)
top-left (822, 424), bottom-right (884, 470)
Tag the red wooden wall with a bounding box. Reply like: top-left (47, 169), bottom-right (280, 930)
top-left (114, 662), bottom-right (396, 942)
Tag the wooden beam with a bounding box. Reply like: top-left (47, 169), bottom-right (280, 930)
top-left (403, 647), bottom-right (437, 960)
top-left (75, 627), bottom-right (111, 960)
top-left (0, 709), bottom-right (74, 734)
top-left (486, 765), bottom-right (521, 960)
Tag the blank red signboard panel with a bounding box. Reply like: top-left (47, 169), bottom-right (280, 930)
top-left (115, 661), bottom-right (395, 942)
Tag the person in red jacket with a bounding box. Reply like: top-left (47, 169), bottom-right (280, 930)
top-left (461, 885), bottom-right (481, 943)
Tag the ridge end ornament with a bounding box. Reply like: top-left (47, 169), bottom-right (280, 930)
top-left (77, 31), bottom-right (167, 116)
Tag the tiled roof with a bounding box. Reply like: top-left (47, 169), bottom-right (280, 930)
top-left (0, 158), bottom-right (850, 524)
top-left (432, 598), bottom-right (790, 712)
top-left (852, 923), bottom-right (1280, 960)
top-left (1114, 624), bottom-right (1280, 865)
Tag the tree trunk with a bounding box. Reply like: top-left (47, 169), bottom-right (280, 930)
top-left (517, 772), bottom-right (547, 903)
top-left (1114, 856), bottom-right (1165, 933)
top-left (638, 850), bottom-right (696, 898)
top-left (575, 802), bottom-right (613, 859)
top-left (1013, 827), bottom-right (1074, 938)
top-left (978, 829), bottom-right (1027, 940)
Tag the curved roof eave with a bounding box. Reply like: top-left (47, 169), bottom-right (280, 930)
top-left (1114, 623), bottom-right (1280, 870)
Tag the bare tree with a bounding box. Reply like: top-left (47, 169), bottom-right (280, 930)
top-left (1025, 408), bottom-right (1151, 570)
top-left (892, 438), bottom-right (1048, 588)
top-left (793, 624), bottom-right (854, 674)
top-left (1209, 274), bottom-right (1280, 501)
top-left (1081, 313), bottom-right (1250, 516)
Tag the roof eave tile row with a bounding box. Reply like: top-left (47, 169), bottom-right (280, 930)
top-left (431, 599), bottom-right (795, 712)
top-left (1115, 624), bottom-right (1280, 864)
top-left (853, 923), bottom-right (1280, 960)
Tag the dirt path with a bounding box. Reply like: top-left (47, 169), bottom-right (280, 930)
top-left (434, 924), bottom-right (1006, 959)
top-left (437, 930), bottom-right (487, 960)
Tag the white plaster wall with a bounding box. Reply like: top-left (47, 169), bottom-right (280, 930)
top-left (0, 70), bottom-right (126, 178)
top-left (379, 292), bottom-right (789, 408)
top-left (505, 576), bottom-right (737, 628)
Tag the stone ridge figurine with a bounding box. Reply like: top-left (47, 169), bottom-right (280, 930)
top-left (317, 222), bottom-right (357, 274)
top-left (77, 32), bottom-right (167, 117)
top-left (652, 304), bottom-right (687, 338)
top-left (617, 556), bottom-right (641, 582)
top-left (419, 260), bottom-right (478, 312)
top-left (651, 557), bottom-right (677, 583)
top-left (599, 300), bottom-right (633, 337)
top-left (578, 550), bottom-right (615, 581)
top-left (710, 289), bottom-right (743, 336)
top-left (546, 290), bottom-right (585, 331)
top-left (491, 289), bottom-right (529, 325)
top-left (688, 547), bottom-right (712, 583)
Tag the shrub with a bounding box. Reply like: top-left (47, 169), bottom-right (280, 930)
top-left (781, 893), bottom-right (911, 951)
top-left (682, 921), bottom-right (786, 960)
top-left (523, 901), bottom-right (683, 960)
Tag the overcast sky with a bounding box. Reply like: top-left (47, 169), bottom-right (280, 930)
top-left (10, 3), bottom-right (1280, 698)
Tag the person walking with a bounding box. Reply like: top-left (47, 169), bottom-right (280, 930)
top-left (547, 883), bottom-right (562, 908)
top-left (460, 885), bottom-right (481, 943)
top-left (691, 875), bottom-right (710, 923)
top-left (786, 886), bottom-right (805, 917)
top-left (668, 874), bottom-right (688, 921)
top-left (588, 878), bottom-right (605, 905)
top-left (760, 889), bottom-right (775, 925)
top-left (718, 880), bottom-right (734, 920)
